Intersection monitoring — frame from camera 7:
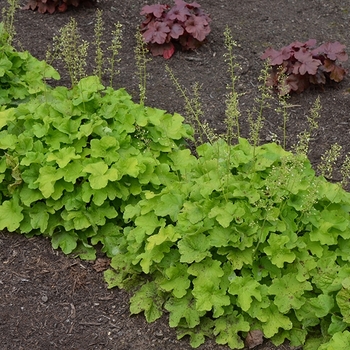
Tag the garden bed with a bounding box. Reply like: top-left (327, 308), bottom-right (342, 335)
top-left (1, 0), bottom-right (350, 349)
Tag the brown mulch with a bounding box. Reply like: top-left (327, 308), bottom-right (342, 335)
top-left (1, 0), bottom-right (350, 349)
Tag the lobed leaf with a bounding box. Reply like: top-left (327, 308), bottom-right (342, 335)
top-left (130, 281), bottom-right (165, 323)
top-left (159, 262), bottom-right (191, 298)
top-left (213, 312), bottom-right (250, 349)
top-left (165, 291), bottom-right (205, 328)
top-left (0, 197), bottom-right (24, 231)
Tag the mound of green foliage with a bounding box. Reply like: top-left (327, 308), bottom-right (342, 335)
top-left (0, 23), bottom-right (59, 107)
top-left (104, 138), bottom-right (350, 349)
top-left (0, 75), bottom-right (192, 258)
top-left (2, 38), bottom-right (350, 350)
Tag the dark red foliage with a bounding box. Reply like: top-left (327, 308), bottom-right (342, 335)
top-left (23, 0), bottom-right (95, 14)
top-left (261, 40), bottom-right (348, 94)
top-left (140, 0), bottom-right (211, 59)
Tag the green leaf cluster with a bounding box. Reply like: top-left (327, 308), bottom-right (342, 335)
top-left (0, 22), bottom-right (59, 107)
top-left (0, 74), bottom-right (192, 259)
top-left (106, 137), bottom-right (350, 349)
top-left (2, 40), bottom-right (350, 349)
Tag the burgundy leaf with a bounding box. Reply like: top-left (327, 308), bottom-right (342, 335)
top-left (282, 60), bottom-right (295, 75)
top-left (265, 71), bottom-right (279, 88)
top-left (143, 21), bottom-right (171, 45)
top-left (316, 41), bottom-right (348, 61)
top-left (290, 74), bottom-right (309, 93)
top-left (286, 74), bottom-right (301, 93)
top-left (294, 48), bottom-right (321, 75)
top-left (169, 23), bottom-right (185, 39)
top-left (140, 4), bottom-right (168, 18)
top-left (167, 3), bottom-right (191, 22)
top-left (184, 15), bottom-right (210, 41)
top-left (303, 38), bottom-right (317, 48)
top-left (58, 3), bottom-right (68, 12)
top-left (178, 33), bottom-right (201, 50)
top-left (292, 61), bottom-right (301, 75)
top-left (175, 0), bottom-right (201, 9)
top-left (288, 39), bottom-right (317, 50)
top-left (163, 43), bottom-right (176, 59)
top-left (148, 42), bottom-right (175, 59)
top-left (261, 47), bottom-right (291, 66)
top-left (322, 58), bottom-right (337, 73)
top-left (330, 65), bottom-right (346, 82)
top-left (309, 69), bottom-right (326, 85)
top-left (38, 1), bottom-right (56, 13)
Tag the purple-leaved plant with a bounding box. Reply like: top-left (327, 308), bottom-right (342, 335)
top-left (261, 40), bottom-right (348, 94)
top-left (140, 0), bottom-right (211, 59)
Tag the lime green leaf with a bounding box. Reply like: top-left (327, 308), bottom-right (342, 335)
top-left (165, 291), bottom-right (205, 328)
top-left (294, 249), bottom-right (317, 282)
top-left (271, 326), bottom-right (307, 348)
top-left (309, 208), bottom-right (349, 245)
top-left (263, 234), bottom-right (296, 268)
top-left (228, 275), bottom-right (262, 312)
top-left (304, 336), bottom-right (326, 350)
top-left (104, 269), bottom-right (123, 289)
top-left (51, 230), bottom-right (78, 254)
top-left (35, 166), bottom-right (64, 198)
top-left (28, 202), bottom-right (51, 232)
top-left (46, 147), bottom-right (81, 168)
top-left (213, 312), bottom-right (250, 349)
top-left (61, 209), bottom-right (91, 231)
top-left (336, 278), bottom-right (350, 323)
top-left (83, 162), bottom-right (109, 176)
top-left (136, 241), bottom-right (172, 274)
top-left (62, 161), bottom-right (84, 183)
top-left (295, 294), bottom-right (334, 326)
top-left (188, 257), bottom-right (224, 283)
top-left (90, 223), bottom-right (122, 257)
top-left (130, 281), bottom-right (165, 323)
top-left (72, 241), bottom-right (96, 260)
top-left (83, 162), bottom-right (119, 189)
top-left (0, 132), bottom-right (17, 149)
top-left (0, 198), bottom-right (24, 231)
top-left (86, 202), bottom-right (118, 225)
top-left (319, 331), bottom-right (350, 350)
top-left (90, 136), bottom-right (120, 161)
top-left (225, 246), bottom-right (254, 270)
top-left (312, 255), bottom-right (344, 294)
top-left (154, 192), bottom-right (183, 221)
top-left (188, 258), bottom-right (230, 314)
top-left (328, 315), bottom-right (348, 336)
top-left (147, 225), bottom-right (180, 249)
top-left (208, 201), bottom-right (245, 228)
top-left (268, 273), bottom-right (313, 313)
top-left (261, 303), bottom-right (293, 338)
top-left (159, 262), bottom-right (190, 298)
top-left (176, 317), bottom-right (214, 348)
top-left (181, 201), bottom-right (205, 225)
top-left (0, 55), bottom-right (12, 76)
top-left (178, 233), bottom-right (211, 263)
top-left (117, 156), bottom-right (141, 178)
top-left (308, 294), bottom-right (334, 318)
top-left (0, 108), bottom-right (15, 130)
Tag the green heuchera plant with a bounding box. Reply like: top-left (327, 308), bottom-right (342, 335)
top-left (0, 22), bottom-right (59, 107)
top-left (0, 75), bottom-right (192, 259)
top-left (105, 137), bottom-right (350, 349)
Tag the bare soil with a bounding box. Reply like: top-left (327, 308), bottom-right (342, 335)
top-left (1, 0), bottom-right (350, 349)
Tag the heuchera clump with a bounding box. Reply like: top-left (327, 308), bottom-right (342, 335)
top-left (140, 0), bottom-right (211, 59)
top-left (23, 0), bottom-right (94, 14)
top-left (261, 40), bottom-right (348, 94)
